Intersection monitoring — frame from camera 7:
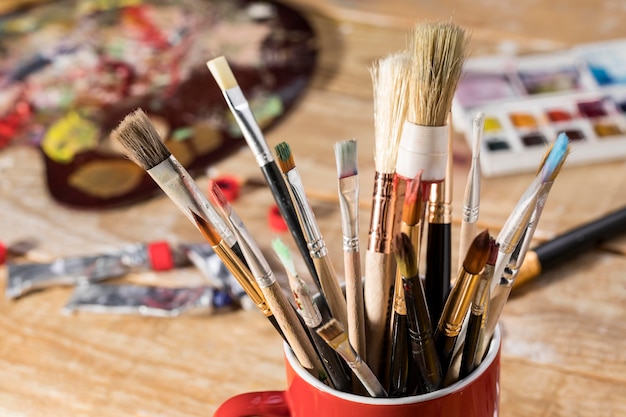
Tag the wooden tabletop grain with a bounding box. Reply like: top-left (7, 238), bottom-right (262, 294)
top-left (1, 0), bottom-right (626, 416)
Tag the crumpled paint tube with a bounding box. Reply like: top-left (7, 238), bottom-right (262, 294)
top-left (63, 283), bottom-right (234, 317)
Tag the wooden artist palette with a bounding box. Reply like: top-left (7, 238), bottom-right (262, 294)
top-left (0, 0), bottom-right (317, 208)
top-left (452, 39), bottom-right (626, 177)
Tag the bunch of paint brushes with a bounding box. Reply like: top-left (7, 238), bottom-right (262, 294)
top-left (111, 21), bottom-right (570, 398)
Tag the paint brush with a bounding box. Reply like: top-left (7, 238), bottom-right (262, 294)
top-left (334, 139), bottom-right (366, 359)
top-left (394, 232), bottom-right (442, 395)
top-left (395, 22), bottom-right (469, 328)
top-left (434, 230), bottom-right (491, 376)
top-left (513, 205), bottom-right (626, 290)
top-left (111, 109), bottom-right (244, 262)
top-left (274, 141), bottom-right (348, 330)
top-left (225, 207), bottom-right (328, 382)
top-left (317, 318), bottom-right (387, 398)
top-left (459, 237), bottom-right (497, 378)
top-left (206, 57), bottom-right (328, 313)
top-left (364, 51), bottom-right (411, 377)
top-left (483, 133), bottom-right (570, 347)
top-left (458, 112), bottom-right (484, 270)
top-left (272, 237), bottom-right (353, 392)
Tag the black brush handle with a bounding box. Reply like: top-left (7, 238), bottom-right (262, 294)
top-left (424, 222), bottom-right (451, 328)
top-left (534, 206), bottom-right (626, 270)
top-left (459, 312), bottom-right (482, 379)
top-left (387, 312), bottom-right (410, 397)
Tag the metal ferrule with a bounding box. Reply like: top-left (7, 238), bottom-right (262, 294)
top-left (462, 164), bottom-right (481, 223)
top-left (226, 213), bottom-right (276, 289)
top-left (367, 172), bottom-right (396, 253)
top-left (224, 86), bottom-right (273, 167)
top-left (149, 156), bottom-right (236, 247)
top-left (428, 182), bottom-right (451, 224)
top-left (338, 176), bottom-right (359, 253)
top-left (439, 270), bottom-right (480, 337)
top-left (284, 169), bottom-right (327, 258)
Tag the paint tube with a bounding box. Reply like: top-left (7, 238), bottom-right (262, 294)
top-left (5, 241), bottom-right (188, 299)
top-left (63, 283), bottom-right (233, 317)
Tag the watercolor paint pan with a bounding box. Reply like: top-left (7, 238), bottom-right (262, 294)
top-left (453, 39), bottom-right (626, 176)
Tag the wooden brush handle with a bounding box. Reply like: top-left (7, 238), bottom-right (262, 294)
top-left (313, 256), bottom-right (348, 329)
top-left (261, 284), bottom-right (325, 378)
top-left (344, 250), bottom-right (366, 360)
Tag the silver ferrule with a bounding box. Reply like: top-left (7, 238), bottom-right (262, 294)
top-left (284, 169), bottom-right (326, 258)
top-left (223, 86), bottom-right (273, 166)
top-left (337, 176), bottom-right (359, 253)
top-left (462, 163), bottom-right (481, 223)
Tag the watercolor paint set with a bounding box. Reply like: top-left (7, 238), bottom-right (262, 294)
top-left (452, 38), bottom-right (626, 176)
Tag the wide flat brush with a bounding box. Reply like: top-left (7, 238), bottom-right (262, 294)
top-left (206, 57), bottom-right (329, 315)
top-left (334, 139), bottom-right (366, 359)
top-left (394, 232), bottom-right (442, 395)
top-left (317, 318), bottom-right (387, 397)
top-left (395, 22), bottom-right (469, 328)
top-left (272, 237), bottom-right (352, 392)
top-left (364, 51), bottom-right (411, 378)
top-left (434, 230), bottom-right (491, 377)
top-left (275, 141), bottom-right (348, 330)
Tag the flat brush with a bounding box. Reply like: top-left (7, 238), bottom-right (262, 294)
top-left (225, 209), bottom-right (327, 382)
top-left (275, 141), bottom-right (348, 330)
top-left (206, 57), bottom-right (328, 314)
top-left (317, 319), bottom-right (387, 398)
top-left (334, 139), bottom-right (366, 359)
top-left (458, 112), bottom-right (484, 270)
top-left (364, 51), bottom-right (411, 377)
top-left (111, 109), bottom-right (244, 262)
top-left (514, 205), bottom-right (626, 290)
top-left (395, 232), bottom-right (442, 395)
top-left (434, 230), bottom-right (491, 377)
top-left (272, 237), bottom-right (352, 392)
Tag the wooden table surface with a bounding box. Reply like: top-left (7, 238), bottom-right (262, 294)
top-left (2, 0), bottom-right (626, 416)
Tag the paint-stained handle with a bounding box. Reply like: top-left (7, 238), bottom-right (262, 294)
top-left (313, 256), bottom-right (348, 329)
top-left (213, 391), bottom-right (290, 417)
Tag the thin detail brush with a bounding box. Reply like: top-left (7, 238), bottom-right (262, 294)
top-left (434, 230), bottom-right (491, 377)
top-left (458, 112), bottom-right (484, 270)
top-left (395, 232), bottom-right (442, 394)
top-left (317, 319), bottom-right (387, 398)
top-left (364, 51), bottom-right (411, 378)
top-left (334, 139), bottom-right (366, 359)
top-left (275, 141), bottom-right (349, 330)
top-left (206, 57), bottom-right (329, 315)
top-left (272, 238), bottom-right (353, 392)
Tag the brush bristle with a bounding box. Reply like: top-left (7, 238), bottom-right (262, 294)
top-left (541, 132), bottom-right (570, 182)
top-left (370, 51), bottom-right (411, 173)
top-left (207, 179), bottom-right (230, 210)
top-left (206, 56), bottom-right (238, 91)
top-left (111, 108), bottom-right (170, 170)
top-left (271, 237), bottom-right (298, 278)
top-left (316, 318), bottom-right (346, 346)
top-left (462, 229), bottom-right (491, 274)
top-left (334, 139), bottom-right (358, 179)
top-left (402, 171), bottom-right (423, 225)
top-left (472, 112), bottom-right (485, 158)
top-left (408, 22), bottom-right (469, 126)
top-left (274, 141), bottom-right (295, 173)
top-left (487, 238), bottom-right (499, 266)
top-left (192, 212), bottom-right (221, 246)
top-left (394, 233), bottom-right (418, 278)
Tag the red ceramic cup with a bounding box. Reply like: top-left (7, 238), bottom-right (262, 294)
top-left (215, 327), bottom-right (501, 417)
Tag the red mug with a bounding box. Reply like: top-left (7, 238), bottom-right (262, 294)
top-left (214, 327), bottom-right (501, 417)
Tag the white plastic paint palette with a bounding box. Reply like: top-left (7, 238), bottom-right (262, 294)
top-left (452, 39), bottom-right (626, 176)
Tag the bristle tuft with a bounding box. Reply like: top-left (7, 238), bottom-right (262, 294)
top-left (334, 139), bottom-right (358, 179)
top-left (408, 22), bottom-right (469, 126)
top-left (271, 238), bottom-right (298, 278)
top-left (472, 112), bottom-right (485, 158)
top-left (394, 233), bottom-right (418, 278)
top-left (192, 212), bottom-right (221, 246)
top-left (274, 142), bottom-right (295, 173)
top-left (370, 51), bottom-right (411, 173)
top-left (487, 238), bottom-right (499, 266)
top-left (316, 318), bottom-right (345, 344)
top-left (462, 229), bottom-right (491, 274)
top-left (207, 179), bottom-right (230, 210)
top-left (542, 132), bottom-right (570, 182)
top-left (206, 56), bottom-right (238, 91)
top-left (111, 108), bottom-right (170, 170)
top-left (402, 171), bottom-right (423, 225)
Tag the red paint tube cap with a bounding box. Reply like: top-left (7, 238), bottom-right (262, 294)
top-left (147, 241), bottom-right (174, 271)
top-left (268, 205), bottom-right (288, 232)
top-left (213, 176), bottom-right (240, 202)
